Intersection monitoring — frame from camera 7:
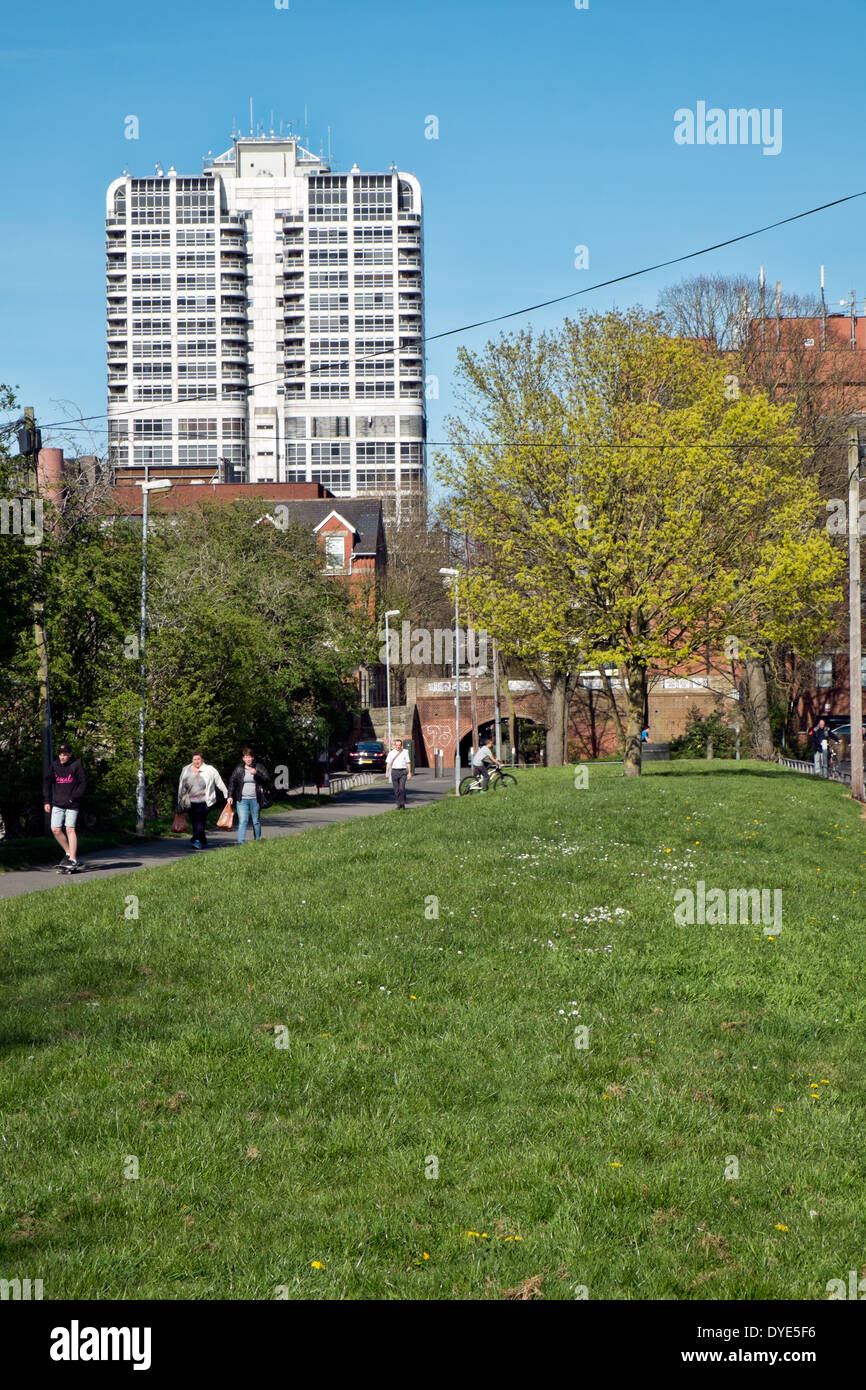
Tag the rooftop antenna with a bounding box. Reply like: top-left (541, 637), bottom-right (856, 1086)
top-left (850, 289), bottom-right (857, 349)
top-left (304, 104), bottom-right (309, 150)
top-left (270, 109), bottom-right (274, 136)
top-left (820, 265), bottom-right (827, 350)
top-left (250, 97), bottom-right (254, 136)
top-left (327, 125), bottom-right (332, 166)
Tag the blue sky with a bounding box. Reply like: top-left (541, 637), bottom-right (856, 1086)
top-left (3, 0), bottom-right (866, 464)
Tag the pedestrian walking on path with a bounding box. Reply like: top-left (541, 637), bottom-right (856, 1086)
top-left (226, 747), bottom-right (272, 844)
top-left (43, 741), bottom-right (87, 870)
top-left (386, 738), bottom-right (411, 809)
top-left (177, 751), bottom-right (228, 849)
top-left (809, 719), bottom-right (838, 778)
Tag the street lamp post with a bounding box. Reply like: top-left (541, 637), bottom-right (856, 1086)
top-left (135, 477), bottom-right (172, 833)
top-left (384, 609), bottom-right (400, 749)
top-left (440, 568), bottom-right (460, 792)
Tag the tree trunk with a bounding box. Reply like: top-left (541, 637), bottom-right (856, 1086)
top-left (742, 656), bottom-right (774, 760)
top-left (623, 666), bottom-right (647, 777)
top-left (541, 672), bottom-right (569, 766)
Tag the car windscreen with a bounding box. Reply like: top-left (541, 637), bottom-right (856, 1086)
top-left (356, 743), bottom-right (383, 752)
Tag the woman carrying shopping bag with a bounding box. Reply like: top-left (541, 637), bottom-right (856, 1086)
top-left (226, 747), bottom-right (272, 844)
top-left (177, 750), bottom-right (228, 850)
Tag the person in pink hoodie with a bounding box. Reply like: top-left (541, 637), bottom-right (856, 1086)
top-left (43, 742), bottom-right (87, 869)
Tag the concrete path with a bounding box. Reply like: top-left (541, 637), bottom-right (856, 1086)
top-left (0, 772), bottom-right (451, 902)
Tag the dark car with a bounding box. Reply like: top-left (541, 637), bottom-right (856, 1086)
top-left (349, 740), bottom-right (387, 772)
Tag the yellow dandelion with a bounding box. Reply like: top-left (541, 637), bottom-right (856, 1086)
top-left (775, 1224), bottom-right (788, 1232)
top-left (821, 1079), bottom-right (829, 1084)
top-left (466, 1230), bottom-right (481, 1237)
top-left (422, 1252), bottom-right (430, 1259)
top-left (775, 1107), bottom-right (784, 1113)
top-left (611, 1161), bottom-right (622, 1168)
top-left (311, 1260), bottom-right (325, 1269)
top-left (410, 995), bottom-right (417, 1000)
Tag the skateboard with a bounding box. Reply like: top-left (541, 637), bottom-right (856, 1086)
top-left (56, 862), bottom-right (84, 874)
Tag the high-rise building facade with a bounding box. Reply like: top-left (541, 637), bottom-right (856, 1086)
top-left (106, 134), bottom-right (425, 519)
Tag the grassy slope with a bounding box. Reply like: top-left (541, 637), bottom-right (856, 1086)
top-left (1, 762), bottom-right (864, 1300)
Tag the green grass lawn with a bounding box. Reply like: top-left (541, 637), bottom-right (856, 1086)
top-left (1, 761), bottom-right (864, 1300)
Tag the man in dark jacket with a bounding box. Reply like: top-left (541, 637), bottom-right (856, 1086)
top-left (225, 747), bottom-right (271, 844)
top-left (43, 742), bottom-right (87, 868)
top-left (810, 719), bottom-right (838, 777)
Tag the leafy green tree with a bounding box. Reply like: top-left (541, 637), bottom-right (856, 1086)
top-left (1, 491), bottom-right (369, 832)
top-left (439, 310), bottom-right (843, 774)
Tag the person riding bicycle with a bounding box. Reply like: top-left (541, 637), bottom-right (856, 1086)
top-left (471, 736), bottom-right (501, 791)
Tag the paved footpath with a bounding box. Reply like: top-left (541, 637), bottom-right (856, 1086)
top-left (0, 772), bottom-right (451, 902)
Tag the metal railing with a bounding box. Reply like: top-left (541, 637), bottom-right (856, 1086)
top-left (777, 754), bottom-right (861, 791)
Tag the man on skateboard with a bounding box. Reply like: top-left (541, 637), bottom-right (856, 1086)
top-left (43, 742), bottom-right (87, 872)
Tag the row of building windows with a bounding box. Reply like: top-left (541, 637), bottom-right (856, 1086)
top-left (127, 386), bottom-right (260, 401)
top-left (285, 442), bottom-right (423, 462)
top-left (287, 382), bottom-right (423, 399)
top-left (128, 229), bottom-right (217, 246)
top-left (110, 418), bottom-right (248, 440)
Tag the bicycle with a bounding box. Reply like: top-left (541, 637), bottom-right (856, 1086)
top-left (458, 764), bottom-right (518, 796)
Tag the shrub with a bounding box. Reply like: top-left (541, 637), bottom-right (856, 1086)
top-left (669, 706), bottom-right (737, 759)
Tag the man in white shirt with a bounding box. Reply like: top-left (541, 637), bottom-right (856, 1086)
top-left (385, 738), bottom-right (412, 809)
top-left (471, 736), bottom-right (501, 790)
